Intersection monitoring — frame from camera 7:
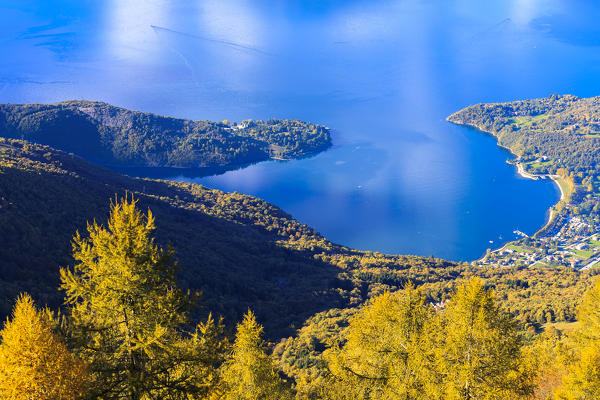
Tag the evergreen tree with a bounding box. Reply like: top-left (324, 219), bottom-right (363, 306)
top-left (429, 278), bottom-right (533, 400)
top-left (60, 197), bottom-right (202, 399)
top-left (323, 284), bottom-right (430, 399)
top-left (0, 293), bottom-right (88, 400)
top-left (221, 311), bottom-right (293, 400)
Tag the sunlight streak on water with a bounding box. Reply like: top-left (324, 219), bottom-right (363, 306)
top-left (2, 0), bottom-right (599, 259)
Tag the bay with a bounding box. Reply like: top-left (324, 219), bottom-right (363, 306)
top-left (2, 0), bottom-right (599, 260)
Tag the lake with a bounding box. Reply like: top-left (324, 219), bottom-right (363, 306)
top-left (2, 0), bottom-right (600, 260)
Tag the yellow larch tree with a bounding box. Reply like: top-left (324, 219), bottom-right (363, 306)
top-left (430, 277), bottom-right (534, 400)
top-left (0, 293), bottom-right (88, 400)
top-left (221, 311), bottom-right (293, 400)
top-left (554, 278), bottom-right (600, 399)
top-left (322, 283), bottom-right (431, 400)
top-left (60, 196), bottom-right (228, 399)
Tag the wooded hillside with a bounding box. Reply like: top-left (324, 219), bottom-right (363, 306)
top-left (0, 138), bottom-right (593, 339)
top-left (0, 100), bottom-right (331, 169)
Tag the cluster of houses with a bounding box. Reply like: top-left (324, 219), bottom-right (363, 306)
top-left (479, 219), bottom-right (600, 269)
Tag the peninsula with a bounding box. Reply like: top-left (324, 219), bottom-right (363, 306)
top-left (0, 100), bottom-right (331, 169)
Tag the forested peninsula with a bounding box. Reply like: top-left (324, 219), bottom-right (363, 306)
top-left (0, 100), bottom-right (331, 169)
top-left (448, 94), bottom-right (600, 179)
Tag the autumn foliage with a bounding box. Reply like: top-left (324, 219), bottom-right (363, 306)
top-left (3, 197), bottom-right (600, 399)
top-left (0, 294), bottom-right (88, 400)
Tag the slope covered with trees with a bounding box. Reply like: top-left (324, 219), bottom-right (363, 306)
top-left (0, 100), bottom-right (331, 169)
top-left (1, 156), bottom-right (600, 397)
top-left (1, 200), bottom-right (564, 399)
top-left (0, 137), bottom-right (456, 338)
top-left (0, 137), bottom-right (595, 341)
top-left (5, 244), bottom-right (597, 399)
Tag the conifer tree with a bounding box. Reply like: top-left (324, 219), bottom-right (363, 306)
top-left (554, 344), bottom-right (600, 399)
top-left (60, 197), bottom-right (200, 399)
top-left (323, 284), bottom-right (430, 399)
top-left (221, 311), bottom-right (293, 400)
top-left (572, 278), bottom-right (600, 342)
top-left (430, 278), bottom-right (533, 400)
top-left (554, 278), bottom-right (600, 399)
top-left (0, 293), bottom-right (88, 400)
top-left (172, 314), bottom-right (231, 399)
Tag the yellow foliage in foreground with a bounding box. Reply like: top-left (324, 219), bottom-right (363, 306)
top-left (0, 294), bottom-right (88, 400)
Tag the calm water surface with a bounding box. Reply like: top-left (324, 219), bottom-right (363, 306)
top-left (2, 0), bottom-right (600, 260)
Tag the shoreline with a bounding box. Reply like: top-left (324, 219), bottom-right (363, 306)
top-left (515, 161), bottom-right (566, 201)
top-left (515, 163), bottom-right (565, 236)
top-left (447, 118), bottom-right (567, 258)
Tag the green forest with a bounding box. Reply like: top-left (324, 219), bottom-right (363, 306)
top-left (0, 100), bottom-right (331, 168)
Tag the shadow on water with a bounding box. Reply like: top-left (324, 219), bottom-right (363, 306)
top-left (113, 144), bottom-right (335, 180)
top-left (531, 6), bottom-right (600, 47)
top-left (114, 162), bottom-right (259, 180)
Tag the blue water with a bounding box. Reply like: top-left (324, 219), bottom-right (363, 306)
top-left (2, 1), bottom-right (600, 260)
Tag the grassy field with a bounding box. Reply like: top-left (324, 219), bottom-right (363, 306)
top-left (527, 160), bottom-right (553, 170)
top-left (543, 320), bottom-right (579, 334)
top-left (507, 244), bottom-right (536, 254)
top-left (554, 176), bottom-right (574, 200)
top-left (510, 114), bottom-right (549, 128)
top-left (570, 248), bottom-right (595, 260)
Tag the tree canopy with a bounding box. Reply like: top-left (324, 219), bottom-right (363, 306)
top-left (221, 311), bottom-right (293, 400)
top-left (60, 197), bottom-right (197, 399)
top-left (0, 293), bottom-right (88, 400)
